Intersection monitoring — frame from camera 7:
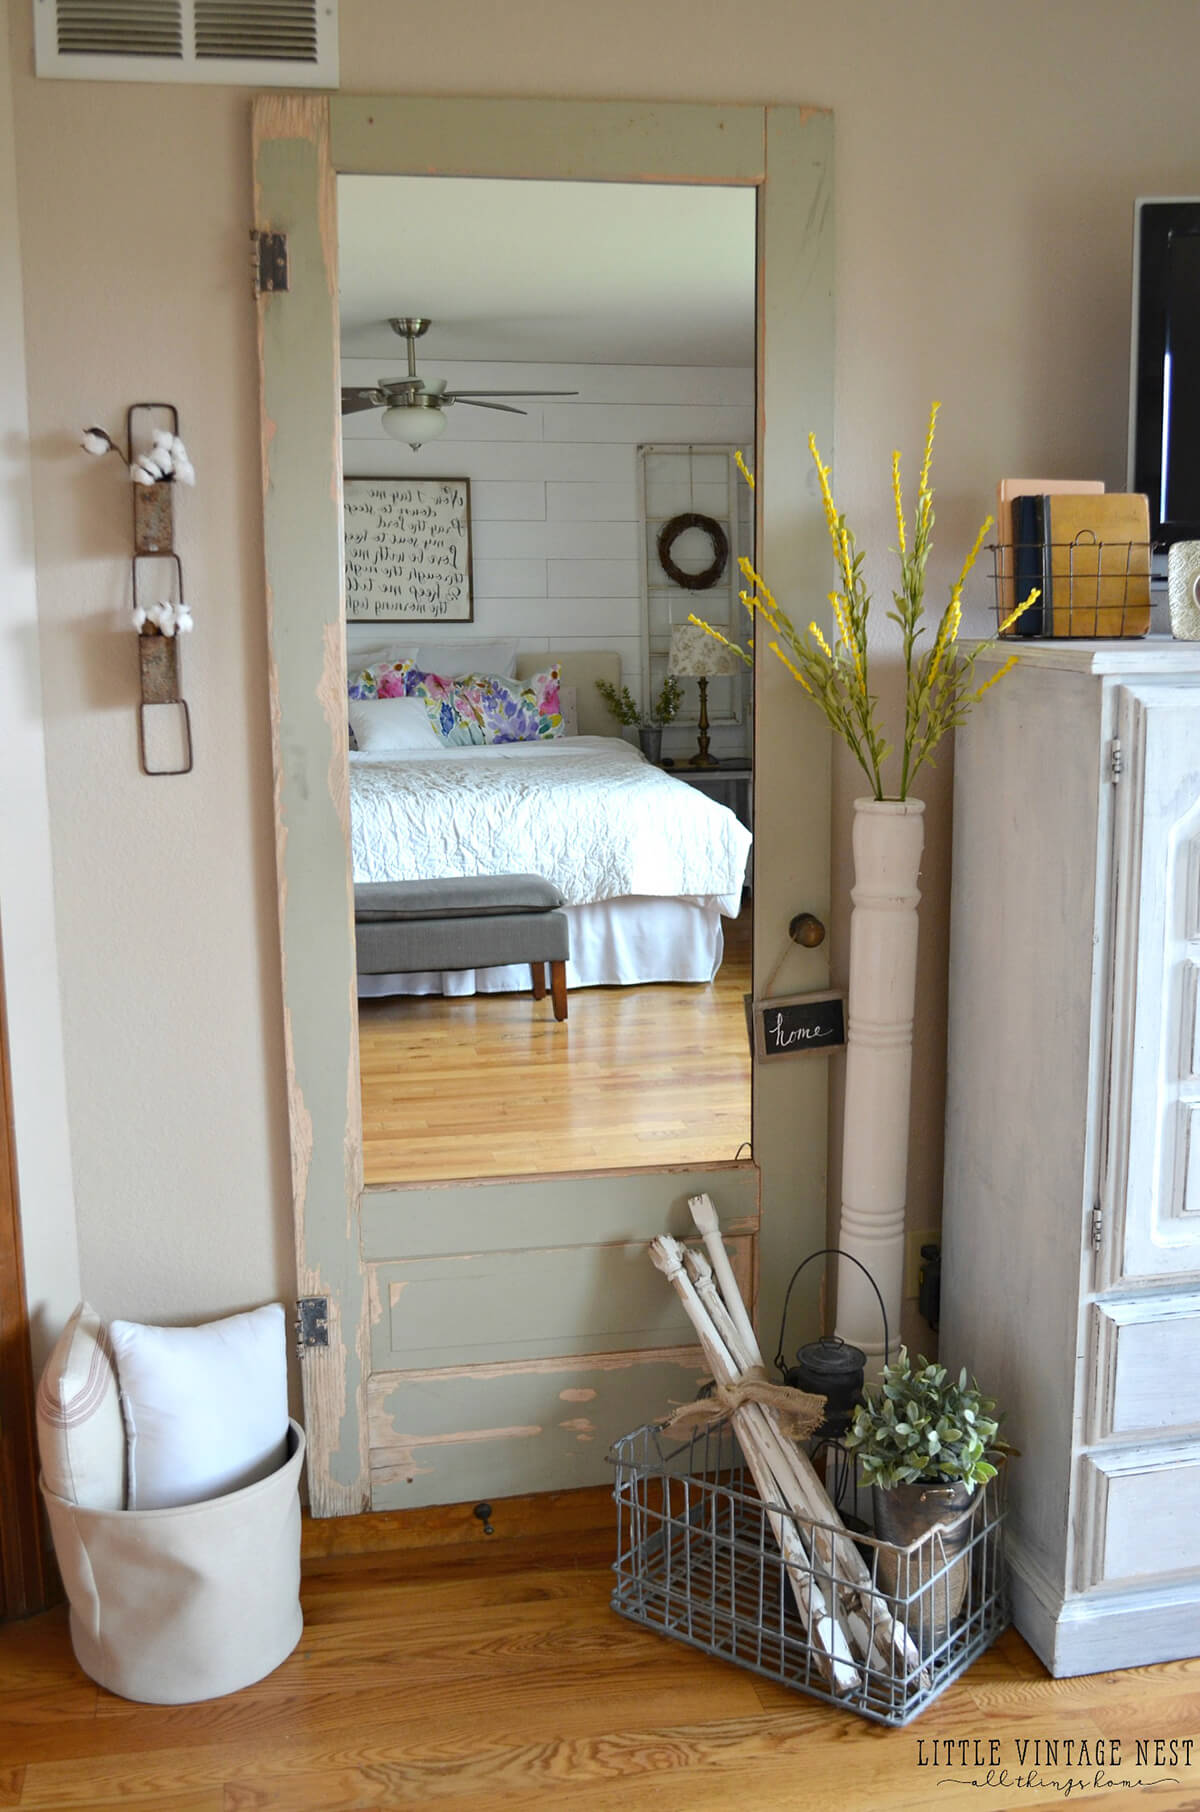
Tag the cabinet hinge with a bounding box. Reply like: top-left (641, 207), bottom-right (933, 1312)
top-left (1109, 738), bottom-right (1123, 783)
top-left (295, 1296), bottom-right (329, 1355)
top-left (1090, 1206), bottom-right (1104, 1251)
top-left (251, 229), bottom-right (289, 298)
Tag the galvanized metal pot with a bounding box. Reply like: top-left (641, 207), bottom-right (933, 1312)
top-left (872, 1479), bottom-right (976, 1655)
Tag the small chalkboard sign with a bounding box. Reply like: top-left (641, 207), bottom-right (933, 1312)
top-left (747, 990), bottom-right (846, 1060)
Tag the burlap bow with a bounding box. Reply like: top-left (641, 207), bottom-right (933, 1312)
top-left (659, 1364), bottom-right (827, 1443)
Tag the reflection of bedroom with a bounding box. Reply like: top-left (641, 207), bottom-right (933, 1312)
top-left (337, 176), bottom-right (756, 1183)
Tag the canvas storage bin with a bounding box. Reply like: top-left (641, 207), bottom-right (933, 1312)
top-left (42, 1419), bottom-right (305, 1704)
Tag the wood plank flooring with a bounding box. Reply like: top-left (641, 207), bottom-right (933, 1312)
top-left (359, 912), bottom-right (752, 1185)
top-left (3, 1519), bottom-right (1200, 1810)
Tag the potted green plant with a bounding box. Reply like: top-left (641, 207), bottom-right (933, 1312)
top-left (595, 675), bottom-right (684, 765)
top-left (844, 1347), bottom-right (1008, 1644)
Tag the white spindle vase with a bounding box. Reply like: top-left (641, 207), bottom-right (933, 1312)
top-left (835, 797), bottom-right (925, 1369)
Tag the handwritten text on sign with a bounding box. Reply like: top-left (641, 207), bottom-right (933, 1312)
top-left (343, 478), bottom-right (473, 622)
top-left (749, 991), bottom-right (846, 1060)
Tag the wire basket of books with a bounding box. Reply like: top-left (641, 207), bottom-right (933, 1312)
top-left (991, 539), bottom-right (1153, 638)
top-left (991, 489), bottom-right (1152, 639)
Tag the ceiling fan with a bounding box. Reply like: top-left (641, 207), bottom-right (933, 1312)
top-left (341, 317), bottom-right (578, 449)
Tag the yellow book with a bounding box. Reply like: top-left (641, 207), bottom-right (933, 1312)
top-left (995, 478), bottom-right (1104, 629)
top-left (1041, 492), bottom-right (1151, 637)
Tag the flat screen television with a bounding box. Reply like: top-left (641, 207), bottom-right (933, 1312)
top-left (1128, 197), bottom-right (1200, 550)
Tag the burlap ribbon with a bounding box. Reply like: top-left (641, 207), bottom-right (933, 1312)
top-left (659, 1364), bottom-right (827, 1443)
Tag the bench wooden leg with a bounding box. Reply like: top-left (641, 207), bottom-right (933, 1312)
top-left (550, 959), bottom-right (568, 1022)
top-left (530, 963), bottom-right (547, 1000)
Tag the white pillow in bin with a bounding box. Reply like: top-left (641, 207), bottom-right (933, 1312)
top-left (109, 1303), bottom-right (289, 1511)
top-left (348, 695), bottom-right (442, 753)
top-left (36, 1300), bottom-right (126, 1510)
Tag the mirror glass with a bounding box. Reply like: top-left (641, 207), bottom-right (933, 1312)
top-left (338, 175), bottom-right (757, 1186)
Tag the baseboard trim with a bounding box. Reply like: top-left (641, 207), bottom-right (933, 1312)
top-left (301, 1481), bottom-right (615, 1559)
top-left (1009, 1537), bottom-right (1200, 1677)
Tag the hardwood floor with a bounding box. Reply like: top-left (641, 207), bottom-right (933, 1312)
top-left (3, 1515), bottom-right (1200, 1810)
top-left (359, 911), bottom-right (752, 1185)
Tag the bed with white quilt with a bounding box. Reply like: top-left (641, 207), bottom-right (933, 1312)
top-left (346, 646), bottom-right (752, 997)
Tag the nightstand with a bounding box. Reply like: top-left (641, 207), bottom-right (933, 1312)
top-left (661, 758), bottom-right (753, 831)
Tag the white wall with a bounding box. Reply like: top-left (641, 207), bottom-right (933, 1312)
top-left (6, 0), bottom-right (1200, 1342)
top-left (343, 356), bottom-right (754, 757)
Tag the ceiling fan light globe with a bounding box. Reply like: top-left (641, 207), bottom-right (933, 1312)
top-left (380, 402), bottom-right (447, 449)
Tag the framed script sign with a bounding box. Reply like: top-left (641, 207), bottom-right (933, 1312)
top-left (343, 477), bottom-right (473, 622)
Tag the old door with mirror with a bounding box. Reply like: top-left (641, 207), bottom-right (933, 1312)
top-left (255, 94), bottom-right (834, 1516)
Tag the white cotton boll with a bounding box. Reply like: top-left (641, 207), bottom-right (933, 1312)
top-left (174, 603), bottom-right (194, 634)
top-left (152, 428), bottom-right (174, 448)
top-left (174, 461), bottom-right (195, 487)
top-left (82, 428), bottom-right (111, 456)
top-left (131, 604), bottom-right (147, 631)
top-left (130, 463), bottom-right (154, 484)
top-left (170, 435), bottom-right (188, 460)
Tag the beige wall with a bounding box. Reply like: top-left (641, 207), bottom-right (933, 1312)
top-left (6, 0), bottom-right (1200, 1338)
top-left (0, 0), bottom-right (80, 1371)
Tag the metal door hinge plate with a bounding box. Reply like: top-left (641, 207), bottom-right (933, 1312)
top-left (1090, 1206), bottom-right (1104, 1251)
top-left (296, 1296), bottom-right (329, 1352)
top-left (251, 230), bottom-right (289, 296)
top-left (1110, 738), bottom-right (1123, 783)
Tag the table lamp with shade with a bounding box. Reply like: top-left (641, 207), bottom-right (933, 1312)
top-left (668, 624), bottom-right (741, 768)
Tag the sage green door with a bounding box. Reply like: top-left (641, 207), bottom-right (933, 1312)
top-left (254, 93), bottom-right (834, 1516)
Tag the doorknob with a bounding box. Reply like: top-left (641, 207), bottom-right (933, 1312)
top-left (789, 912), bottom-right (826, 948)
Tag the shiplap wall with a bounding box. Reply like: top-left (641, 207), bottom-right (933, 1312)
top-left (341, 358), bottom-right (754, 752)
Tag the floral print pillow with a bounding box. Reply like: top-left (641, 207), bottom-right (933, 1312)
top-left (347, 659), bottom-right (562, 744)
top-left (468, 668), bottom-right (564, 742)
top-left (404, 670), bottom-right (486, 745)
top-left (348, 658), bottom-right (412, 702)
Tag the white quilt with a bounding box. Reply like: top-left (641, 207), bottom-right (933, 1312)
top-left (350, 735), bottom-right (752, 917)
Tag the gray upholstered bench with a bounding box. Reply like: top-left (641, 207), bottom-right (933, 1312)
top-left (354, 875), bottom-right (570, 1021)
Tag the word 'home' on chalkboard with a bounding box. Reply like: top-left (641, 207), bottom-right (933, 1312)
top-left (748, 990), bottom-right (846, 1060)
top-left (343, 477), bottom-right (473, 623)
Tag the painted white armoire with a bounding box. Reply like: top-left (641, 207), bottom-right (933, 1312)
top-left (941, 641), bottom-right (1200, 1677)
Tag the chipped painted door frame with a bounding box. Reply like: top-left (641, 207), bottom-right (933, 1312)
top-left (253, 94), bottom-right (835, 1516)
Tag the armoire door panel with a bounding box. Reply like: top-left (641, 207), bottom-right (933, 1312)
top-left (1105, 684), bottom-right (1200, 1286)
top-left (1090, 1295), bottom-right (1200, 1439)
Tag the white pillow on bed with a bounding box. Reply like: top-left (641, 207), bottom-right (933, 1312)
top-left (349, 696), bottom-right (442, 753)
top-left (416, 640), bottom-right (518, 679)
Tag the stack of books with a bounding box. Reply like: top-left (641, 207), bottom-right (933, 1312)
top-left (997, 479), bottom-right (1151, 638)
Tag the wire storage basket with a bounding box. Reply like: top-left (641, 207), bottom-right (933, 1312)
top-left (990, 539), bottom-right (1153, 638)
top-left (609, 1417), bottom-right (1008, 1728)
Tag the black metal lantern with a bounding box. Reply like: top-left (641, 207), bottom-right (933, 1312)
top-left (786, 1334), bottom-right (867, 1441)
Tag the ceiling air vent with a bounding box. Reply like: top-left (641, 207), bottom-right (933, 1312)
top-left (34, 0), bottom-right (338, 85)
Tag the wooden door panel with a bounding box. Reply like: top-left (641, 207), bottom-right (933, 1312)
top-left (360, 1162), bottom-right (759, 1263)
top-left (368, 1347), bottom-right (708, 1509)
top-left (369, 1237), bottom-right (753, 1370)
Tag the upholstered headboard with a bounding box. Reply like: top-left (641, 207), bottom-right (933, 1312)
top-left (514, 650), bottom-right (622, 739)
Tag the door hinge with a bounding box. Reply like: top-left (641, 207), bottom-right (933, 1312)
top-left (1090, 1206), bottom-right (1104, 1251)
top-left (251, 229), bottom-right (289, 297)
top-left (1109, 738), bottom-right (1123, 783)
top-left (296, 1296), bottom-right (329, 1354)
